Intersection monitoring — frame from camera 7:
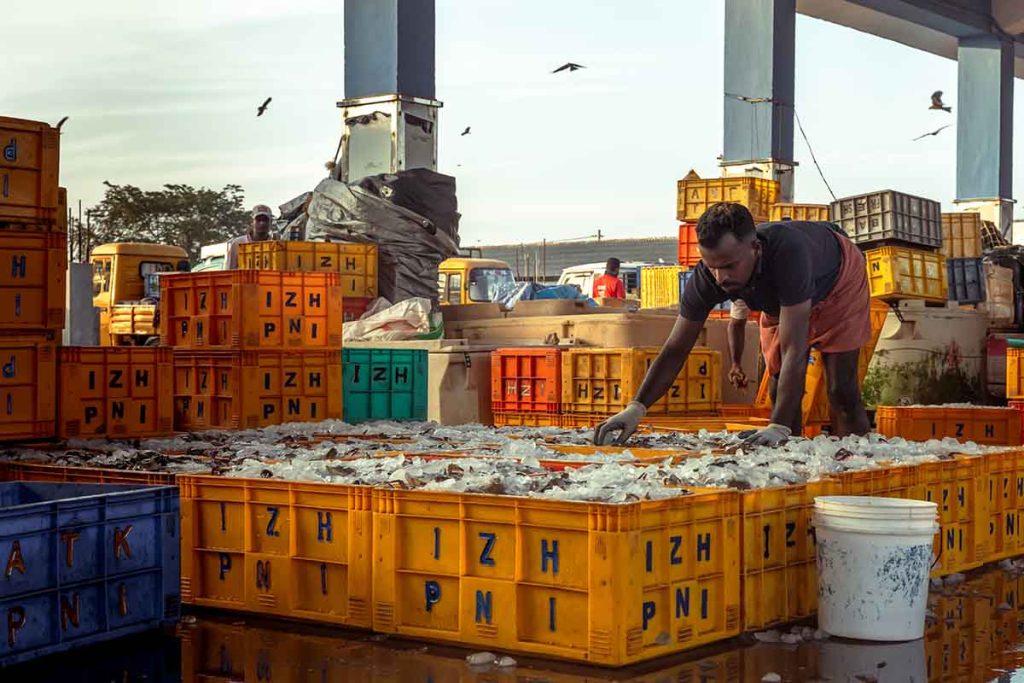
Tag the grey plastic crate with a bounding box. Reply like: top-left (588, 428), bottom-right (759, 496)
top-left (830, 190), bottom-right (942, 249)
top-left (946, 257), bottom-right (986, 304)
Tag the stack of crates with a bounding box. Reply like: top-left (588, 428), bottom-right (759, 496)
top-left (942, 212), bottom-right (986, 305)
top-left (238, 240), bottom-right (378, 322)
top-left (162, 270), bottom-right (343, 430)
top-left (830, 189), bottom-right (947, 302)
top-left (0, 117), bottom-right (67, 442)
top-left (675, 170), bottom-right (778, 270)
top-left (491, 346), bottom-right (722, 427)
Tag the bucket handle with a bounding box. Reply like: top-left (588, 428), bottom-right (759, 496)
top-left (931, 539), bottom-right (943, 571)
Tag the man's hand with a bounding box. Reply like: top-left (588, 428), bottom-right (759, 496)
top-left (742, 423), bottom-right (792, 447)
top-left (728, 363), bottom-right (748, 390)
top-left (594, 401), bottom-right (647, 446)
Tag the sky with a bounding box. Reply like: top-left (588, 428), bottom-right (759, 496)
top-left (1, 0), bottom-right (1021, 247)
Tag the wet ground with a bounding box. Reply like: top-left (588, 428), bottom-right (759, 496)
top-left (7, 564), bottom-right (1024, 682)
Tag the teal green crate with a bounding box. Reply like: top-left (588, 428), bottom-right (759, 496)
top-left (342, 348), bottom-right (428, 422)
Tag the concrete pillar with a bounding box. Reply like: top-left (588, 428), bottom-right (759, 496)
top-left (338, 0), bottom-right (441, 182)
top-left (64, 262), bottom-right (98, 346)
top-left (955, 34), bottom-right (1015, 235)
top-left (722, 0), bottom-right (796, 202)
top-left (344, 0), bottom-right (435, 100)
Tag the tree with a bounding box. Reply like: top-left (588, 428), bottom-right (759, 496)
top-left (83, 182), bottom-right (250, 262)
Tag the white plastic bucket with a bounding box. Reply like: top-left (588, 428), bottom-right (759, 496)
top-left (813, 496), bottom-right (938, 641)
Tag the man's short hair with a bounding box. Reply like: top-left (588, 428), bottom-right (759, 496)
top-left (606, 257), bottom-right (621, 272)
top-left (696, 203), bottom-right (756, 248)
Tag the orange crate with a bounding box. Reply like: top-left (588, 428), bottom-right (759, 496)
top-left (491, 348), bottom-right (561, 414)
top-left (178, 475), bottom-right (373, 630)
top-left (58, 346), bottom-right (174, 439)
top-left (239, 240), bottom-right (378, 298)
top-left (0, 461), bottom-right (177, 486)
top-left (173, 349), bottom-right (342, 431)
top-left (0, 117), bottom-right (61, 227)
top-left (738, 480), bottom-right (842, 630)
top-left (678, 223), bottom-right (700, 267)
top-left (875, 406), bottom-right (1021, 446)
top-left (371, 487), bottom-right (741, 665)
top-left (0, 335), bottom-right (56, 441)
top-left (160, 271), bottom-right (342, 349)
top-left (491, 412), bottom-right (563, 428)
top-left (0, 231), bottom-right (66, 330)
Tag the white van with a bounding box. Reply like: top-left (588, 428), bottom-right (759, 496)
top-left (557, 261), bottom-right (657, 299)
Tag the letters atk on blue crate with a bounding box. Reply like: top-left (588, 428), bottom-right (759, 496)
top-left (0, 482), bottom-right (180, 668)
top-left (342, 349), bottom-right (427, 423)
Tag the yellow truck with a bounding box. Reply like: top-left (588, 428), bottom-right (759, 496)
top-left (91, 243), bottom-right (189, 345)
top-left (437, 257), bottom-right (515, 305)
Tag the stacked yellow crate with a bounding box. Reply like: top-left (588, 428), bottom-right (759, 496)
top-left (0, 117), bottom-right (67, 441)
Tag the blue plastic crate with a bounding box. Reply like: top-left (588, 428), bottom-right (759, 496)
top-left (0, 482), bottom-right (180, 668)
top-left (342, 348), bottom-right (428, 423)
top-left (679, 270), bottom-right (732, 312)
top-left (946, 257), bottom-right (986, 304)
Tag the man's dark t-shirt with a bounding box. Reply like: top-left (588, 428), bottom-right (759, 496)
top-left (679, 221), bottom-right (844, 320)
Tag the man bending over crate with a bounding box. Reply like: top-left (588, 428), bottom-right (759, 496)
top-left (595, 202), bottom-right (871, 447)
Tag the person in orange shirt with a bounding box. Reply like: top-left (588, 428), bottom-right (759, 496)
top-left (592, 258), bottom-right (626, 299)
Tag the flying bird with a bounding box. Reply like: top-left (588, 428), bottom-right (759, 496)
top-left (461, 126), bottom-right (471, 136)
top-left (552, 62), bottom-right (585, 74)
top-left (930, 91), bottom-right (952, 113)
top-left (55, 117), bottom-right (69, 130)
top-left (913, 124), bottom-right (951, 141)
top-left (257, 97), bottom-right (272, 117)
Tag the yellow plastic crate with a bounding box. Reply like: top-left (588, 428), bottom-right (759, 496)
top-left (907, 457), bottom-right (984, 576)
top-left (371, 487), bottom-right (741, 665)
top-left (561, 347), bottom-right (721, 417)
top-left (738, 479), bottom-right (841, 631)
top-left (875, 406), bottom-right (1021, 446)
top-left (676, 170), bottom-right (778, 223)
top-left (178, 475), bottom-right (373, 629)
top-left (1007, 347), bottom-right (1024, 399)
top-left (238, 240), bottom-right (378, 298)
top-left (865, 246), bottom-right (948, 302)
top-left (769, 203), bottom-right (830, 222)
top-left (971, 448), bottom-right (1024, 563)
top-left (639, 265), bottom-right (685, 310)
top-left (941, 212), bottom-right (983, 260)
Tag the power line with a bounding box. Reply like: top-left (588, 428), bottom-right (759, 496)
top-left (724, 93), bottom-right (838, 202)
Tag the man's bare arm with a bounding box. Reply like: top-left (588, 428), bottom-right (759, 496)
top-left (770, 300), bottom-right (812, 432)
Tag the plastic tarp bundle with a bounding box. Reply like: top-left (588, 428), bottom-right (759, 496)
top-left (495, 282), bottom-right (591, 309)
top-left (305, 169), bottom-right (461, 306)
top-left (343, 297), bottom-right (440, 342)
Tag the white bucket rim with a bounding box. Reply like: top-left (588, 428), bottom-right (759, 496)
top-left (813, 514), bottom-right (939, 536)
top-left (814, 496), bottom-right (937, 512)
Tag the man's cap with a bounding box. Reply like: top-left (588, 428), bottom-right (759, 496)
top-left (252, 204), bottom-right (273, 219)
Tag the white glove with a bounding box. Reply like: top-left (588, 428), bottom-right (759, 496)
top-left (594, 401), bottom-right (647, 446)
top-left (742, 423), bottom-right (793, 447)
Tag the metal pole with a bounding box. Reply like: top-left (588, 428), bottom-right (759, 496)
top-left (542, 239), bottom-right (547, 281)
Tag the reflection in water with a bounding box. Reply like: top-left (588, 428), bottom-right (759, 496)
top-left (5, 567), bottom-right (1024, 682)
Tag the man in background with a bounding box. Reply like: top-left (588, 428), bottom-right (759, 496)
top-left (226, 204), bottom-right (274, 269)
top-left (592, 257), bottom-right (626, 299)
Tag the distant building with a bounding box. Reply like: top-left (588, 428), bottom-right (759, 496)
top-left (479, 237), bottom-right (678, 281)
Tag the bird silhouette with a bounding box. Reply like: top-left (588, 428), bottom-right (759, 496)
top-left (257, 97), bottom-right (272, 117)
top-left (461, 126), bottom-right (471, 136)
top-left (913, 124), bottom-right (951, 141)
top-left (930, 91), bottom-right (952, 113)
top-left (552, 62), bottom-right (585, 74)
top-left (55, 117), bottom-right (69, 130)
